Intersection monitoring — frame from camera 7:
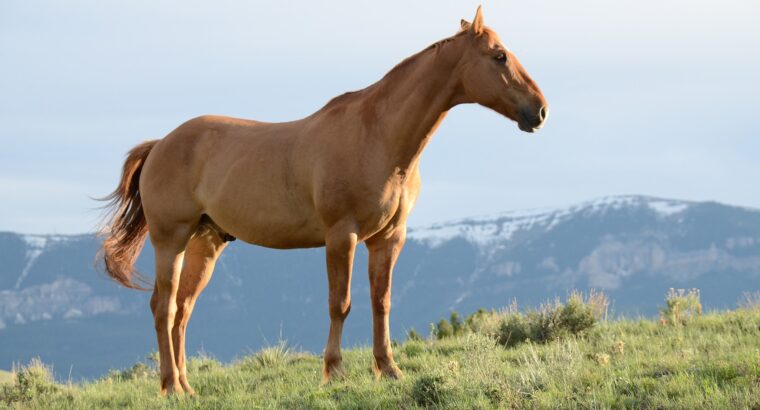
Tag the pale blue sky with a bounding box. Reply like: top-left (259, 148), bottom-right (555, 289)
top-left (1, 0), bottom-right (759, 234)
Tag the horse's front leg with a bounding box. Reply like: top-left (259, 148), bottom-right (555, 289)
top-left (322, 225), bottom-right (358, 383)
top-left (365, 225), bottom-right (405, 379)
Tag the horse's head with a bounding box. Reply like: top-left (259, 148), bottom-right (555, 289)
top-left (455, 7), bottom-right (548, 133)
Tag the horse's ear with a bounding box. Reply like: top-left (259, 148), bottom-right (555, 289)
top-left (471, 5), bottom-right (485, 36)
top-left (460, 19), bottom-right (471, 31)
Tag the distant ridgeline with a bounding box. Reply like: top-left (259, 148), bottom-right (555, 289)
top-left (1, 195), bottom-right (759, 379)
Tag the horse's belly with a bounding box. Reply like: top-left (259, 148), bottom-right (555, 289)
top-left (199, 137), bottom-right (327, 248)
top-left (240, 222), bottom-right (326, 249)
top-left (205, 193), bottom-right (326, 249)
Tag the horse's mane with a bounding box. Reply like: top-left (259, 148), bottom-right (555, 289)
top-left (320, 31), bottom-right (468, 111)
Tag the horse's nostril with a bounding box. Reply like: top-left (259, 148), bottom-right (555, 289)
top-left (539, 106), bottom-right (548, 122)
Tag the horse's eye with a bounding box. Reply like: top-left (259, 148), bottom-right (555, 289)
top-left (494, 52), bottom-right (507, 63)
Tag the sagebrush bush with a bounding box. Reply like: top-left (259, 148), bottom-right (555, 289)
top-left (464, 307), bottom-right (502, 336)
top-left (1, 358), bottom-right (59, 405)
top-left (434, 318), bottom-right (454, 339)
top-left (450, 312), bottom-right (463, 335)
top-left (559, 291), bottom-right (600, 334)
top-left (496, 291), bottom-right (608, 347)
top-left (433, 311), bottom-right (476, 340)
top-left (498, 311), bottom-right (533, 347)
top-left (406, 327), bottom-right (423, 341)
top-left (103, 351), bottom-right (159, 383)
top-left (660, 288), bottom-right (702, 326)
top-left (426, 291), bottom-right (608, 348)
top-left (105, 362), bottom-right (153, 382)
top-left (411, 374), bottom-right (449, 407)
top-left (187, 353), bottom-right (222, 374)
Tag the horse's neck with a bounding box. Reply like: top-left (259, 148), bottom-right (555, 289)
top-left (362, 46), bottom-right (463, 172)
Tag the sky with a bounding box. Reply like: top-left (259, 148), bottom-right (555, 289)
top-left (1, 0), bottom-right (759, 234)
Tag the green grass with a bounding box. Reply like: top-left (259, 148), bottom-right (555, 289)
top-left (0, 371), bottom-right (12, 385)
top-left (2, 309), bottom-right (759, 409)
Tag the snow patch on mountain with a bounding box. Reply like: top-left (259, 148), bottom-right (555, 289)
top-left (14, 234), bottom-right (71, 289)
top-left (647, 200), bottom-right (690, 216)
top-left (409, 195), bottom-right (695, 248)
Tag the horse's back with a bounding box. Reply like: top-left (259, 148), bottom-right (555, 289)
top-left (140, 114), bottom-right (325, 247)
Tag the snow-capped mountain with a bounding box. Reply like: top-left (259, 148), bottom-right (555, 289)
top-left (2, 195), bottom-right (759, 379)
top-left (409, 195), bottom-right (693, 248)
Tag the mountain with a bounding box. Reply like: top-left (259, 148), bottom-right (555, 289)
top-left (1, 195), bottom-right (759, 379)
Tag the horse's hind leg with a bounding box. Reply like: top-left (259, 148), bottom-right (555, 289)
top-left (149, 222), bottom-right (195, 395)
top-left (171, 230), bottom-right (227, 395)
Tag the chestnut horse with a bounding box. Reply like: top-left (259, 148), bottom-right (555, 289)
top-left (100, 7), bottom-right (547, 395)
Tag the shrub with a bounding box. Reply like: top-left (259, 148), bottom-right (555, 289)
top-left (105, 362), bottom-right (153, 382)
top-left (400, 340), bottom-right (426, 358)
top-left (104, 351), bottom-right (160, 382)
top-left (187, 352), bottom-right (222, 373)
top-left (497, 313), bottom-right (532, 347)
top-left (434, 311), bottom-right (470, 340)
top-left (1, 358), bottom-right (59, 405)
top-left (660, 288), bottom-right (702, 326)
top-left (434, 318), bottom-right (454, 340)
top-left (411, 374), bottom-right (449, 407)
top-left (528, 301), bottom-right (563, 343)
top-left (559, 291), bottom-right (599, 334)
top-left (431, 292), bottom-right (607, 346)
top-left (406, 328), bottom-right (422, 342)
top-left (496, 291), bottom-right (607, 348)
top-left (435, 309), bottom-right (497, 340)
top-left (465, 308), bottom-right (502, 336)
top-left (450, 312), bottom-right (463, 335)
top-left (464, 308), bottom-right (501, 335)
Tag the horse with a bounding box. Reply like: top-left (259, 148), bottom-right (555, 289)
top-left (99, 6), bottom-right (547, 395)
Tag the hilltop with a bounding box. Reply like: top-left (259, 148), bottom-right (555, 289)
top-left (2, 293), bottom-right (759, 409)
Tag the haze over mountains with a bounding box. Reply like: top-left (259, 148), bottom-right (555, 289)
top-left (2, 195), bottom-right (759, 379)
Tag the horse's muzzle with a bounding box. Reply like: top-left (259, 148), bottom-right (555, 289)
top-left (518, 105), bottom-right (548, 133)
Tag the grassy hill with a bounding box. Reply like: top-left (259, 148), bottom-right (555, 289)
top-left (0, 371), bottom-right (12, 385)
top-left (2, 293), bottom-right (759, 409)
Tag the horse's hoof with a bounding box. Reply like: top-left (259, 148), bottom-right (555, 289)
top-left (322, 361), bottom-right (347, 384)
top-left (373, 360), bottom-right (404, 380)
top-left (160, 386), bottom-right (185, 397)
top-left (160, 378), bottom-right (186, 397)
top-left (179, 379), bottom-right (196, 396)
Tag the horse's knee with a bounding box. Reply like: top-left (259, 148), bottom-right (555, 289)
top-left (372, 295), bottom-right (391, 316)
top-left (329, 298), bottom-right (351, 321)
top-left (173, 298), bottom-right (194, 328)
top-left (153, 299), bottom-right (177, 332)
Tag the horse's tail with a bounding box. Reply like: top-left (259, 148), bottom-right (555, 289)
top-left (98, 140), bottom-right (158, 290)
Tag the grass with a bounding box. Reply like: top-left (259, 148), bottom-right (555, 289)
top-left (1, 303), bottom-right (759, 408)
top-left (0, 371), bottom-right (12, 385)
